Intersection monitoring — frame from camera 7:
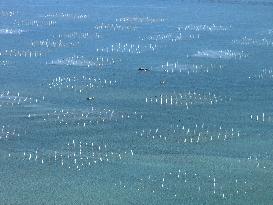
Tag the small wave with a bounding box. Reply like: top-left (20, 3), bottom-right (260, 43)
top-left (48, 56), bottom-right (119, 67)
top-left (179, 24), bottom-right (231, 32)
top-left (0, 10), bottom-right (16, 17)
top-left (153, 62), bottom-right (222, 74)
top-left (31, 39), bottom-right (79, 48)
top-left (95, 23), bottom-right (137, 32)
top-left (116, 17), bottom-right (165, 24)
top-left (0, 28), bottom-right (25, 35)
top-left (0, 49), bottom-right (43, 58)
top-left (96, 43), bottom-right (157, 54)
top-left (0, 60), bottom-right (12, 66)
top-left (233, 37), bottom-right (273, 47)
top-left (13, 19), bottom-right (56, 27)
top-left (141, 33), bottom-right (199, 42)
top-left (41, 13), bottom-right (88, 20)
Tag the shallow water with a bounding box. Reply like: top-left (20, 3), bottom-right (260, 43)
top-left (1, 0), bottom-right (273, 204)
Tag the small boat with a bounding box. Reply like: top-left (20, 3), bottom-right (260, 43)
top-left (160, 80), bottom-right (167, 85)
top-left (138, 67), bottom-right (150, 72)
top-left (86, 97), bottom-right (95, 100)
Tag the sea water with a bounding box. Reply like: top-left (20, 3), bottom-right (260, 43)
top-left (0, 0), bottom-right (273, 204)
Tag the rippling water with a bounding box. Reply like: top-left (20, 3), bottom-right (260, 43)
top-left (1, 0), bottom-right (273, 204)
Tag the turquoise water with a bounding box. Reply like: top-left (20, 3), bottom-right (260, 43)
top-left (1, 0), bottom-right (273, 204)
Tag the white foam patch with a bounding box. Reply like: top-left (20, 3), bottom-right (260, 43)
top-left (192, 50), bottom-right (248, 59)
